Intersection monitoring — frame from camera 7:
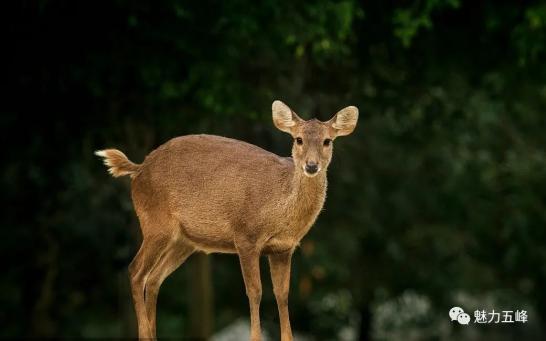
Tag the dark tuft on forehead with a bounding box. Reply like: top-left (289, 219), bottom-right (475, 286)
top-left (303, 118), bottom-right (326, 128)
top-left (300, 118), bottom-right (329, 137)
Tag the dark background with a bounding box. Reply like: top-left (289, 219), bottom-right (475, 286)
top-left (3, 0), bottom-right (546, 340)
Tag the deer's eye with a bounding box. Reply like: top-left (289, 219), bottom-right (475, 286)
top-left (295, 137), bottom-right (303, 145)
top-left (323, 139), bottom-right (332, 147)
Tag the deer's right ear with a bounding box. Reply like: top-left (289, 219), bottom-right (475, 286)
top-left (272, 100), bottom-right (300, 134)
top-left (329, 106), bottom-right (359, 137)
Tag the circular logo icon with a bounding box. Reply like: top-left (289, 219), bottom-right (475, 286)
top-left (449, 306), bottom-right (465, 321)
top-left (457, 312), bottom-right (471, 325)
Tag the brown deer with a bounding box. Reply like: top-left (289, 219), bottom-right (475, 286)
top-left (96, 100), bottom-right (358, 341)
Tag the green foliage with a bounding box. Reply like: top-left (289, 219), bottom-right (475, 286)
top-left (393, 0), bottom-right (460, 46)
top-left (514, 3), bottom-right (546, 65)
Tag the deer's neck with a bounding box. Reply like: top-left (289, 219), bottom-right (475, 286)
top-left (285, 167), bottom-right (328, 231)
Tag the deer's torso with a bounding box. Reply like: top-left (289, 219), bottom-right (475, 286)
top-left (131, 134), bottom-right (327, 254)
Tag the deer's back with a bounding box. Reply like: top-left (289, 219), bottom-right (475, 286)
top-left (131, 135), bottom-right (293, 252)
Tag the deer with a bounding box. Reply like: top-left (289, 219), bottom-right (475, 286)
top-left (95, 100), bottom-right (358, 341)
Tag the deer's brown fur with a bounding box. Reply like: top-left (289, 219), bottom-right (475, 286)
top-left (96, 101), bottom-right (358, 341)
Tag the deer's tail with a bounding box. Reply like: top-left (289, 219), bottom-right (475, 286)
top-left (95, 149), bottom-right (141, 178)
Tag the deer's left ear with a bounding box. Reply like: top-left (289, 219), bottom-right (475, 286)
top-left (272, 100), bottom-right (302, 135)
top-left (329, 106), bottom-right (359, 137)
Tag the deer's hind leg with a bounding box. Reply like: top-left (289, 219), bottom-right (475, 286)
top-left (128, 217), bottom-right (177, 339)
top-left (145, 240), bottom-right (194, 338)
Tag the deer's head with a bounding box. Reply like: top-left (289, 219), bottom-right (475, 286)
top-left (272, 100), bottom-right (358, 178)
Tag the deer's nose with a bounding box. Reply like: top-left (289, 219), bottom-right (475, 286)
top-left (305, 162), bottom-right (319, 174)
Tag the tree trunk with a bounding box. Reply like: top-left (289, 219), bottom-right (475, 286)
top-left (188, 253), bottom-right (214, 339)
top-left (358, 302), bottom-right (373, 341)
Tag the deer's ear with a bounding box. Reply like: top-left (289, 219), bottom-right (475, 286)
top-left (330, 106), bottom-right (359, 137)
top-left (272, 100), bottom-right (301, 134)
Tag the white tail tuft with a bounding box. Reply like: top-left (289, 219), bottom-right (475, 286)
top-left (95, 149), bottom-right (141, 178)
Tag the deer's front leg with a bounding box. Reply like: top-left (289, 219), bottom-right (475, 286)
top-left (238, 248), bottom-right (262, 341)
top-left (268, 250), bottom-right (294, 341)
